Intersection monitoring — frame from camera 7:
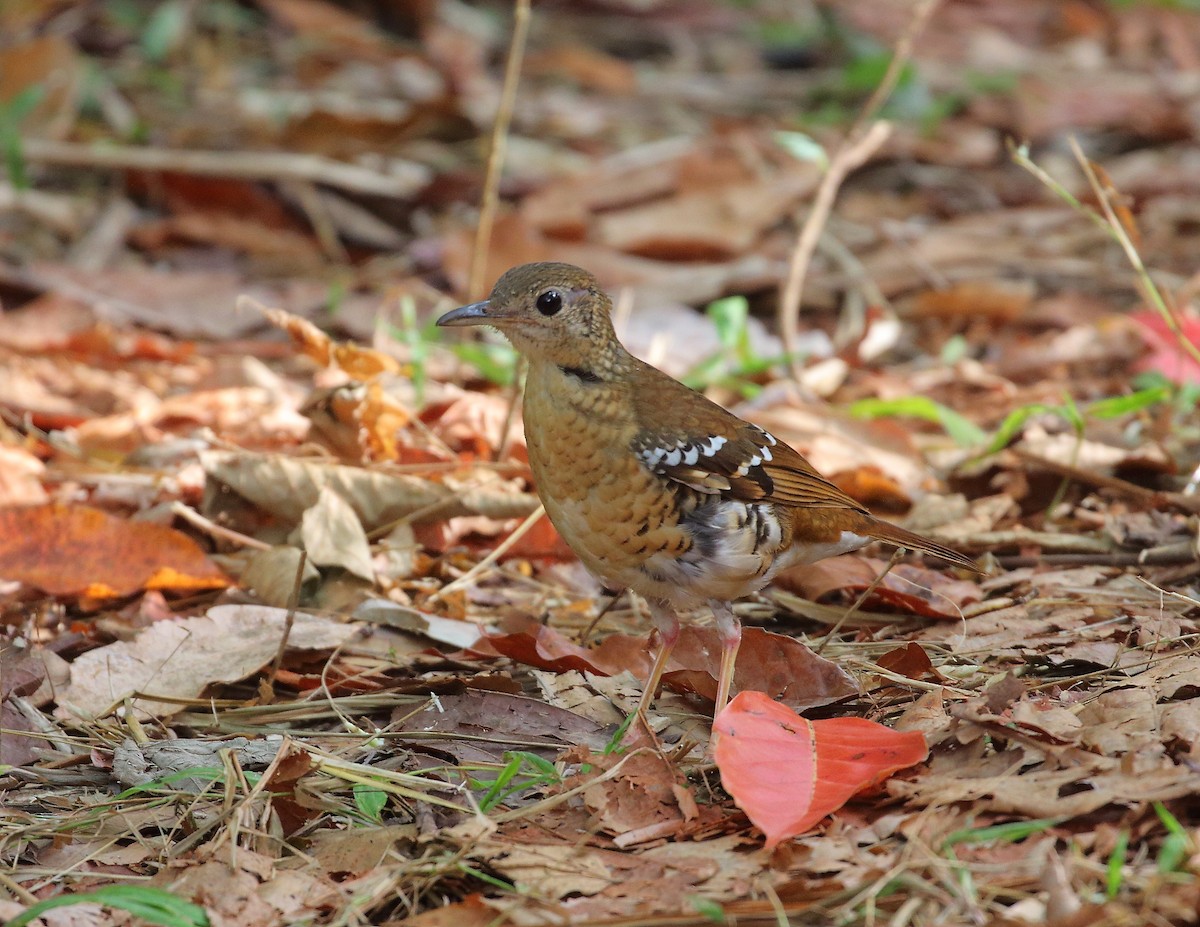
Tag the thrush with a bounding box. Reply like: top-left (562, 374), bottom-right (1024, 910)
top-left (439, 262), bottom-right (977, 723)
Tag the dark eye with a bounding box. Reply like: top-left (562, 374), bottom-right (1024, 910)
top-left (536, 289), bottom-right (563, 316)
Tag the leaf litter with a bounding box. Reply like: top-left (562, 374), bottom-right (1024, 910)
top-left (2, 0), bottom-right (1200, 925)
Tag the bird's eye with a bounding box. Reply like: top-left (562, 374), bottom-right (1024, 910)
top-left (536, 289), bottom-right (563, 316)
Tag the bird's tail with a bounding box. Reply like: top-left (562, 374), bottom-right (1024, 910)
top-left (861, 518), bottom-right (980, 573)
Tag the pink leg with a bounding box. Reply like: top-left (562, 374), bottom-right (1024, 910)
top-left (636, 600), bottom-right (680, 719)
top-left (711, 600), bottom-right (742, 721)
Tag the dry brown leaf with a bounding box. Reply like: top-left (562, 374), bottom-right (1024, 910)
top-left (300, 486), bottom-right (374, 580)
top-left (579, 747), bottom-right (696, 845)
top-left (0, 503), bottom-right (228, 599)
top-left (394, 689), bottom-right (607, 763)
top-left (202, 450), bottom-right (538, 528)
top-left (56, 604), bottom-right (358, 719)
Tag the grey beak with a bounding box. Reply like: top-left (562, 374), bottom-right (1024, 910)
top-left (437, 300), bottom-right (491, 327)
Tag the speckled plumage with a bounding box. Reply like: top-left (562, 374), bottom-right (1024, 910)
top-left (439, 262), bottom-right (977, 723)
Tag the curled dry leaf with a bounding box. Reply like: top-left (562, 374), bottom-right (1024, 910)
top-left (714, 691), bottom-right (929, 849)
top-left (481, 618), bottom-right (857, 711)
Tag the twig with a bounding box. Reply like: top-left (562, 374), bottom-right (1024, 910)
top-left (428, 503), bottom-right (546, 602)
top-left (170, 501), bottom-right (272, 551)
top-left (1068, 136), bottom-right (1200, 372)
top-left (777, 0), bottom-right (941, 382)
top-left (1012, 138), bottom-right (1200, 373)
top-left (779, 121), bottom-right (892, 382)
top-left (20, 138), bottom-right (428, 199)
top-left (468, 0), bottom-right (532, 300)
top-left (997, 543), bottom-right (1197, 569)
top-left (815, 548), bottom-right (903, 654)
top-left (268, 549), bottom-right (307, 687)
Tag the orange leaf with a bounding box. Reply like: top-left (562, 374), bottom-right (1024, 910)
top-left (714, 691), bottom-right (928, 849)
top-left (0, 504), bottom-right (228, 599)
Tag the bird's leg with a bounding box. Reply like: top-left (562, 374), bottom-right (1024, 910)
top-left (636, 599), bottom-right (680, 721)
top-left (710, 600), bottom-right (742, 721)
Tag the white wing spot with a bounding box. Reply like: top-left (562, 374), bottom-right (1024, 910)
top-left (683, 445), bottom-right (699, 465)
top-left (735, 462), bottom-right (750, 477)
top-left (664, 448), bottom-right (682, 467)
top-left (759, 445), bottom-right (773, 462)
top-left (748, 454), bottom-right (761, 468)
top-left (699, 435), bottom-right (727, 457)
top-left (763, 431), bottom-right (777, 446)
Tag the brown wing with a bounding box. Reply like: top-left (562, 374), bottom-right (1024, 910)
top-left (628, 364), bottom-right (869, 512)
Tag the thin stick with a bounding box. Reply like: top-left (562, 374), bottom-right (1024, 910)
top-left (268, 549), bottom-right (307, 686)
top-left (1068, 136), bottom-right (1200, 371)
top-left (815, 548), bottom-right (903, 655)
top-left (468, 0), bottom-right (532, 300)
top-left (778, 0), bottom-right (941, 382)
top-left (428, 503), bottom-right (545, 602)
top-left (20, 138), bottom-right (427, 199)
top-left (779, 121), bottom-right (892, 382)
top-left (170, 501), bottom-right (272, 551)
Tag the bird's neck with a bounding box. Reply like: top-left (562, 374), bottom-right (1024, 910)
top-left (523, 332), bottom-right (634, 387)
top-left (523, 339), bottom-right (637, 433)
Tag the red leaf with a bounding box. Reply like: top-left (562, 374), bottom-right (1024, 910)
top-left (714, 691), bottom-right (928, 849)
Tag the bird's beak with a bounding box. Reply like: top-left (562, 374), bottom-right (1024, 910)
top-left (437, 300), bottom-right (492, 327)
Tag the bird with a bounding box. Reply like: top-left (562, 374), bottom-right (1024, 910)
top-left (438, 262), bottom-right (977, 725)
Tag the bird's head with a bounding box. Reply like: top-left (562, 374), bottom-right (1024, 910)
top-left (437, 262), bottom-right (621, 370)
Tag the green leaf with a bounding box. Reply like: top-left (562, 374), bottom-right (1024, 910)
top-left (774, 131), bottom-right (829, 169)
top-left (1060, 392), bottom-right (1085, 435)
top-left (605, 713), bottom-right (635, 754)
top-left (979, 403), bottom-right (1058, 456)
top-left (353, 783), bottom-right (388, 823)
top-left (849, 396), bottom-right (986, 447)
top-left (705, 296), bottom-right (750, 352)
top-left (114, 767), bottom-right (261, 799)
top-left (1154, 802), bottom-right (1191, 873)
top-left (142, 0), bottom-right (190, 62)
top-left (6, 885), bottom-right (210, 927)
top-left (451, 342), bottom-right (517, 386)
top-left (1086, 386), bottom-right (1172, 419)
top-left (0, 84), bottom-right (46, 189)
top-left (478, 754), bottom-right (523, 812)
top-left (1106, 828), bottom-right (1130, 898)
top-left (688, 895), bottom-right (728, 923)
top-left (942, 817), bottom-right (1064, 849)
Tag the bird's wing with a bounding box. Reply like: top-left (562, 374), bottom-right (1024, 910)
top-left (628, 371), bottom-right (868, 512)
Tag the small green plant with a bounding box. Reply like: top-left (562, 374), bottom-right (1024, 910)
top-left (114, 767), bottom-right (262, 799)
top-left (468, 751), bottom-right (561, 812)
top-left (852, 379), bottom-right (1193, 458)
top-left (850, 396), bottom-right (986, 447)
top-left (688, 894), bottom-right (728, 923)
top-left (451, 340), bottom-right (519, 386)
top-left (682, 296), bottom-right (790, 397)
top-left (352, 782), bottom-right (389, 824)
top-left (1107, 828), bottom-right (1130, 898)
top-left (1153, 802), bottom-right (1193, 874)
top-left (604, 713), bottom-right (635, 754)
top-left (941, 816), bottom-right (1065, 850)
top-left (0, 84), bottom-right (45, 189)
top-left (6, 885), bottom-right (210, 927)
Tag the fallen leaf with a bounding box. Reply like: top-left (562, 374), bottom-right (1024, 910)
top-left (301, 486), bottom-right (374, 580)
top-left (56, 604), bottom-right (358, 719)
top-left (0, 503), bottom-right (228, 599)
top-left (714, 691), bottom-right (928, 849)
